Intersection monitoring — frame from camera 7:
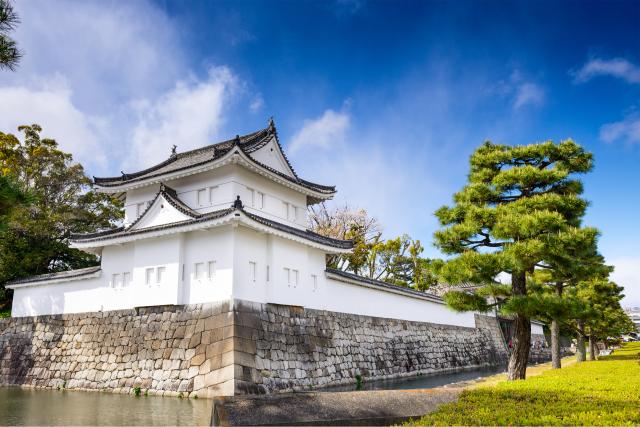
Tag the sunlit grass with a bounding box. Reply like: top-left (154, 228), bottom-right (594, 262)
top-left (405, 343), bottom-right (640, 426)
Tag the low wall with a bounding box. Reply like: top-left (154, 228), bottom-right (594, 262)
top-left (0, 299), bottom-right (508, 397)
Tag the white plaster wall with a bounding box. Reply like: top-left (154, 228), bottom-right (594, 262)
top-left (531, 322), bottom-right (545, 335)
top-left (131, 195), bottom-right (192, 229)
top-left (181, 227), bottom-right (234, 305)
top-left (11, 277), bottom-right (104, 316)
top-left (229, 228), bottom-right (479, 328)
top-left (11, 223), bottom-right (544, 335)
top-left (122, 164), bottom-right (308, 229)
top-left (248, 137), bottom-right (295, 177)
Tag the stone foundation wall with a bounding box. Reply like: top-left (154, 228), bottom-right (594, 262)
top-left (233, 301), bottom-right (508, 393)
top-left (0, 299), bottom-right (509, 397)
top-left (0, 302), bottom-right (239, 397)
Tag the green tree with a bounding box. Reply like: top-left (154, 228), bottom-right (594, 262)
top-left (434, 140), bottom-right (593, 380)
top-left (575, 278), bottom-right (634, 360)
top-left (310, 204), bottom-right (442, 290)
top-left (0, 175), bottom-right (27, 230)
top-left (0, 125), bottom-right (122, 288)
top-left (0, 0), bottom-right (21, 71)
top-left (530, 229), bottom-right (610, 368)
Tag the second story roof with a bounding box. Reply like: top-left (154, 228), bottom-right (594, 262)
top-left (92, 118), bottom-right (336, 203)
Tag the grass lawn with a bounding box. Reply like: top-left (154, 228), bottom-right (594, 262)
top-left (405, 342), bottom-right (640, 426)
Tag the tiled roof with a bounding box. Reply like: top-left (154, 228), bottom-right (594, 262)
top-left (70, 197), bottom-right (353, 250)
top-left (325, 268), bottom-right (445, 303)
top-left (92, 120), bottom-right (335, 195)
top-left (426, 282), bottom-right (484, 297)
top-left (6, 266), bottom-right (102, 287)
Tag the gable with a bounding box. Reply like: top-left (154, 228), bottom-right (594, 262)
top-left (248, 136), bottom-right (296, 178)
top-left (129, 193), bottom-right (193, 230)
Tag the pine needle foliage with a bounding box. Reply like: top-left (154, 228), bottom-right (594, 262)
top-left (434, 140), bottom-right (594, 379)
top-left (0, 0), bottom-right (21, 71)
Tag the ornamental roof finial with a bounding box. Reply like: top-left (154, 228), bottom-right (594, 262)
top-left (170, 144), bottom-right (177, 157)
top-left (233, 195), bottom-right (243, 209)
top-left (268, 116), bottom-right (275, 132)
top-left (235, 134), bottom-right (241, 145)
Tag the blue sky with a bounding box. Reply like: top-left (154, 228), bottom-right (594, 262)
top-left (1, 0), bottom-right (639, 304)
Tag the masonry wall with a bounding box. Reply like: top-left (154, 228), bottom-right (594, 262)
top-left (233, 301), bottom-right (508, 393)
top-left (0, 299), bottom-right (509, 398)
top-left (0, 302), bottom-right (239, 398)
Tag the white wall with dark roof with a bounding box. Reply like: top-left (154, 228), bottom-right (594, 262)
top-left (121, 164), bottom-right (308, 229)
top-left (11, 213), bottom-right (543, 334)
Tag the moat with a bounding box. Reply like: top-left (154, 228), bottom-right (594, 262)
top-left (0, 366), bottom-right (507, 425)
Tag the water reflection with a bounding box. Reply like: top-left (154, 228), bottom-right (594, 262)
top-left (319, 365), bottom-right (507, 392)
top-left (0, 388), bottom-right (212, 426)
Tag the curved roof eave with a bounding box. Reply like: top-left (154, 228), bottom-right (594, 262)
top-left (70, 207), bottom-right (353, 254)
top-left (93, 148), bottom-right (336, 202)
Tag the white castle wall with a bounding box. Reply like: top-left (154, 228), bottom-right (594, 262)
top-left (12, 225), bottom-right (476, 329)
top-left (122, 165), bottom-right (307, 230)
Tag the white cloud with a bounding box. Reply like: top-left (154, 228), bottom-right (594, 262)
top-left (599, 112), bottom-right (640, 145)
top-left (0, 79), bottom-right (108, 171)
top-left (8, 0), bottom-right (184, 110)
top-left (611, 257), bottom-right (640, 307)
top-left (513, 82), bottom-right (545, 109)
top-left (0, 0), bottom-right (257, 175)
top-left (127, 67), bottom-right (238, 169)
top-left (573, 57), bottom-right (640, 84)
top-left (289, 109), bottom-right (350, 153)
top-left (250, 94), bottom-right (265, 113)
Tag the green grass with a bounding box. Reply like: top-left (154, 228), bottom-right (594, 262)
top-left (405, 343), bottom-right (640, 426)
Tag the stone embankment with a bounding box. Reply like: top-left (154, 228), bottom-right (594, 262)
top-left (0, 299), bottom-right (509, 397)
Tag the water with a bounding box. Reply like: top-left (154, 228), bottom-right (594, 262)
top-left (0, 388), bottom-right (212, 426)
top-left (0, 367), bottom-right (505, 425)
top-left (319, 365), bottom-right (507, 392)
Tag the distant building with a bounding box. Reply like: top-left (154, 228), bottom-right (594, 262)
top-left (625, 307), bottom-right (640, 332)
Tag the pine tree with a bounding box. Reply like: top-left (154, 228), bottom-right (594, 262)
top-left (0, 0), bottom-right (21, 71)
top-left (434, 140), bottom-right (593, 380)
top-left (530, 230), bottom-right (611, 368)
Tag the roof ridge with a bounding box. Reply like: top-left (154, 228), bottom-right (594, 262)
top-left (7, 266), bottom-right (102, 286)
top-left (93, 126), bottom-right (270, 184)
top-left (325, 268), bottom-right (444, 301)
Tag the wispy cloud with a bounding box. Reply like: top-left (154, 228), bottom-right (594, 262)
top-left (490, 71), bottom-right (545, 110)
top-left (573, 57), bottom-right (640, 84)
top-left (289, 109), bottom-right (351, 153)
top-left (513, 82), bottom-right (545, 109)
top-left (600, 111), bottom-right (640, 145)
top-left (128, 67), bottom-right (238, 169)
top-left (249, 93), bottom-right (265, 113)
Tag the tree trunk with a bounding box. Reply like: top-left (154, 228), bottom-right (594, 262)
top-left (589, 336), bottom-right (597, 361)
top-left (551, 319), bottom-right (561, 369)
top-left (550, 282), bottom-right (563, 369)
top-left (576, 321), bottom-right (586, 363)
top-left (507, 271), bottom-right (531, 380)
